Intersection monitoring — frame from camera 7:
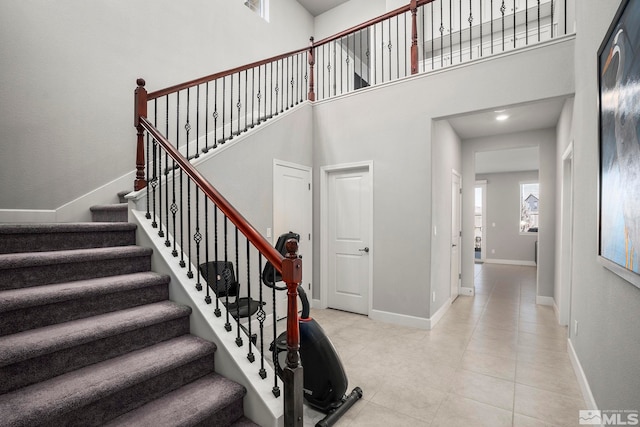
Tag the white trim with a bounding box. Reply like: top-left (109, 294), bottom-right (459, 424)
top-left (475, 180), bottom-right (488, 263)
top-left (369, 309), bottom-right (430, 330)
top-left (320, 161), bottom-right (374, 315)
top-left (459, 287), bottom-right (475, 296)
top-left (568, 338), bottom-right (599, 411)
top-left (451, 169), bottom-right (462, 300)
top-left (536, 295), bottom-right (554, 306)
top-left (483, 258), bottom-right (536, 267)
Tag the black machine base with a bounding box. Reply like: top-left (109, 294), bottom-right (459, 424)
top-left (315, 387), bottom-right (363, 427)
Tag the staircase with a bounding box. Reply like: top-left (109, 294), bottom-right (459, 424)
top-left (0, 203), bottom-right (258, 426)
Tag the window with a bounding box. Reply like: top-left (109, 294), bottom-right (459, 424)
top-left (244, 0), bottom-right (269, 21)
top-left (520, 182), bottom-right (539, 233)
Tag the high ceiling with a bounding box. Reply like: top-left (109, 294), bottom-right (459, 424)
top-left (296, 0), bottom-right (351, 16)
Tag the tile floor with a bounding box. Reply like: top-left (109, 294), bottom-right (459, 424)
top-left (302, 263), bottom-right (586, 427)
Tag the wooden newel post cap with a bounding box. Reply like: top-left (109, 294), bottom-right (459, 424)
top-left (136, 78), bottom-right (146, 88)
top-left (282, 239), bottom-right (302, 284)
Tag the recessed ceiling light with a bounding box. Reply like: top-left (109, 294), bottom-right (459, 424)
top-left (496, 114), bottom-right (509, 121)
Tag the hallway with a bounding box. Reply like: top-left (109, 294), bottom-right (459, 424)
top-left (304, 264), bottom-right (586, 426)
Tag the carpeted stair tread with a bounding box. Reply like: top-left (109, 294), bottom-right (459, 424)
top-left (103, 373), bottom-right (247, 427)
top-left (0, 335), bottom-right (216, 427)
top-left (0, 272), bottom-right (168, 312)
top-left (0, 223), bottom-right (137, 254)
top-left (0, 301), bottom-right (191, 367)
top-left (0, 246), bottom-right (153, 290)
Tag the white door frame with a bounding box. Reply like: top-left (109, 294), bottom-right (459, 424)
top-left (320, 161), bottom-right (374, 313)
top-left (558, 142), bottom-right (574, 326)
top-left (451, 170), bottom-right (462, 300)
top-left (475, 180), bottom-right (488, 262)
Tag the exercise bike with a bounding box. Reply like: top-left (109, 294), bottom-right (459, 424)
top-left (264, 232), bottom-right (363, 427)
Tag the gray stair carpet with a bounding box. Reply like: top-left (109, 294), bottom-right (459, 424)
top-left (0, 221), bottom-right (258, 427)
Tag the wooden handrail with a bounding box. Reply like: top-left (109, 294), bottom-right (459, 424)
top-left (147, 46), bottom-right (309, 100)
top-left (138, 116), bottom-right (285, 271)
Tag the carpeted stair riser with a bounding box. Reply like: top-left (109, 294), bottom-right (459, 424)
top-left (0, 302), bottom-right (192, 394)
top-left (0, 336), bottom-right (216, 427)
top-left (90, 204), bottom-right (129, 223)
top-left (0, 223), bottom-right (137, 254)
top-left (0, 246), bottom-right (152, 290)
top-left (104, 374), bottom-right (247, 427)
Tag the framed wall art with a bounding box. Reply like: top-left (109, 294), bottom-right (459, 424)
top-left (598, 0), bottom-right (640, 287)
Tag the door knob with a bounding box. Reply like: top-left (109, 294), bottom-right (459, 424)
top-left (359, 247), bottom-right (370, 253)
top-left (452, 244), bottom-right (457, 247)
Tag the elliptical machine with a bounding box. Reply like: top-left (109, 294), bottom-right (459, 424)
top-left (264, 232), bottom-right (363, 427)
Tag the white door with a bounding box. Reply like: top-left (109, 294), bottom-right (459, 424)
top-left (326, 166), bottom-right (372, 315)
top-left (451, 171), bottom-right (462, 301)
top-left (273, 161), bottom-right (312, 320)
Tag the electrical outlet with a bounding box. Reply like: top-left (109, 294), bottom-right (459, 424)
top-left (266, 227), bottom-right (272, 238)
top-left (574, 320), bottom-right (579, 336)
top-left (432, 292), bottom-right (436, 302)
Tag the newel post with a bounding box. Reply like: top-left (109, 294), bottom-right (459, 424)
top-left (410, 0), bottom-right (419, 74)
top-left (134, 78), bottom-right (148, 191)
top-left (307, 37), bottom-right (316, 102)
top-left (282, 239), bottom-right (303, 427)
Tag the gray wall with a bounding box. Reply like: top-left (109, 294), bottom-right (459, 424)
top-left (462, 128), bottom-right (558, 299)
top-left (313, 38), bottom-right (574, 319)
top-left (570, 0), bottom-right (640, 410)
top-left (476, 170), bottom-right (539, 264)
top-left (0, 0), bottom-right (313, 211)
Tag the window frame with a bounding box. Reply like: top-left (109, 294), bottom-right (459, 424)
top-left (519, 180), bottom-right (539, 234)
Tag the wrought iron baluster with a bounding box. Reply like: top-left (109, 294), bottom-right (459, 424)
top-left (151, 136), bottom-right (158, 228)
top-left (271, 266), bottom-right (280, 398)
top-left (251, 68), bottom-right (255, 128)
top-left (513, 0), bottom-right (517, 48)
top-left (204, 82), bottom-right (209, 153)
top-left (145, 131), bottom-right (151, 219)
top-left (186, 88), bottom-right (193, 279)
top-left (257, 253), bottom-right (267, 379)
top-left (234, 227), bottom-right (242, 347)
top-left (491, 0), bottom-right (495, 54)
top-left (177, 92), bottom-right (185, 268)
top-left (460, 0), bottom-right (462, 63)
top-left (550, 0), bottom-right (554, 38)
top-left (501, 0), bottom-right (506, 51)
top-left (333, 41), bottom-right (337, 96)
top-left (194, 187), bottom-right (202, 290)
top-left (167, 96), bottom-right (177, 256)
top-left (246, 239), bottom-right (255, 362)
top-left (155, 101), bottom-right (165, 240)
top-left (440, 0), bottom-right (444, 68)
top-left (388, 19), bottom-right (393, 81)
top-left (204, 198), bottom-right (211, 304)
top-left (222, 76), bottom-right (226, 144)
top-left (340, 37), bottom-right (343, 95)
top-left (213, 80), bottom-right (218, 150)
top-left (270, 62), bottom-right (274, 118)
top-left (245, 69), bottom-right (248, 132)
top-left (286, 56), bottom-right (290, 109)
top-left (257, 66), bottom-right (262, 124)
top-left (403, 13), bottom-right (407, 76)
top-left (526, 0), bottom-right (529, 45)
top-left (236, 72), bottom-right (241, 136)
top-left (480, 0), bottom-right (483, 56)
top-left (396, 15), bottom-right (400, 78)
top-left (214, 206), bottom-right (221, 317)
top-left (281, 59), bottom-right (285, 113)
top-left (224, 216), bottom-right (231, 331)
top-left (449, 0), bottom-right (453, 65)
top-left (195, 85), bottom-right (200, 159)
top-left (229, 73), bottom-right (235, 140)
top-left (469, 0), bottom-right (473, 59)
top-left (537, 0), bottom-right (540, 42)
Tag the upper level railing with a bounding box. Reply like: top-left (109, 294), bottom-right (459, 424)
top-left (133, 2), bottom-right (569, 425)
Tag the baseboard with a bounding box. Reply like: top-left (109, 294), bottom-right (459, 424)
top-left (568, 338), bottom-right (598, 410)
top-left (483, 259), bottom-right (537, 267)
top-left (0, 209), bottom-right (56, 223)
top-left (459, 287), bottom-right (475, 296)
top-left (536, 296), bottom-right (555, 306)
top-left (369, 309), bottom-right (431, 330)
top-left (429, 298), bottom-right (452, 329)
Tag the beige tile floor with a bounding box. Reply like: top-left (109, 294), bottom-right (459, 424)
top-left (302, 263), bottom-right (587, 427)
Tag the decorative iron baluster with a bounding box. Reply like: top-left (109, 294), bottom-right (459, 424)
top-left (270, 62), bottom-right (274, 118)
top-left (229, 73), bottom-right (235, 140)
top-left (340, 37), bottom-right (343, 95)
top-left (257, 66), bottom-right (262, 124)
top-left (440, 0), bottom-right (444, 68)
top-left (286, 56), bottom-right (290, 109)
top-left (480, 0), bottom-right (483, 56)
top-left (213, 80), bottom-right (219, 150)
top-left (491, 0), bottom-right (495, 54)
top-left (246, 239), bottom-right (255, 362)
top-left (221, 76), bottom-right (226, 144)
top-left (214, 206), bottom-right (221, 317)
top-left (224, 216), bottom-right (231, 331)
top-left (195, 85), bottom-right (200, 159)
top-left (388, 19), bottom-right (392, 81)
top-left (550, 0), bottom-right (554, 38)
top-left (513, 0), bottom-right (517, 48)
top-left (167, 95), bottom-right (177, 255)
top-left (151, 136), bottom-right (158, 228)
top-left (271, 265), bottom-right (280, 398)
top-left (194, 187), bottom-right (202, 291)
top-left (237, 72), bottom-right (241, 136)
top-left (186, 106), bottom-right (193, 278)
top-left (281, 59), bottom-right (285, 113)
top-left (204, 82), bottom-right (209, 153)
top-left (177, 92), bottom-right (185, 268)
top-left (469, 0), bottom-right (473, 60)
top-left (245, 69), bottom-right (248, 132)
top-left (460, 0), bottom-right (463, 63)
top-left (537, 0), bottom-right (540, 42)
top-left (396, 15), bottom-right (400, 78)
top-left (257, 253), bottom-right (267, 379)
top-left (501, 0), bottom-right (506, 51)
top-left (333, 40), bottom-right (337, 96)
top-left (235, 227), bottom-right (242, 347)
top-left (251, 68), bottom-right (255, 128)
top-left (156, 101), bottom-right (164, 239)
top-left (145, 131), bottom-right (151, 220)
top-left (526, 0), bottom-right (529, 45)
top-left (204, 197), bottom-right (211, 304)
top-left (449, 0), bottom-right (453, 65)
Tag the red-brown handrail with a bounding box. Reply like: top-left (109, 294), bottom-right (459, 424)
top-left (138, 114), bottom-right (284, 271)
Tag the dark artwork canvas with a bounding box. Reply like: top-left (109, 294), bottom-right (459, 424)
top-left (599, 0), bottom-right (640, 281)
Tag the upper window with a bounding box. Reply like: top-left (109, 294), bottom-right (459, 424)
top-left (520, 182), bottom-right (539, 233)
top-left (244, 0), bottom-right (269, 21)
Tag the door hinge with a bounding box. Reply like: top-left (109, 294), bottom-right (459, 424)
top-left (459, 188), bottom-right (462, 194)
top-left (459, 273), bottom-right (462, 279)
top-left (309, 233), bottom-right (311, 240)
top-left (459, 231), bottom-right (462, 237)
top-left (308, 183), bottom-right (311, 190)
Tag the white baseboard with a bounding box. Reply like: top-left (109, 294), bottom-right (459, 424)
top-left (459, 287), bottom-right (475, 296)
top-left (536, 296), bottom-right (555, 306)
top-left (369, 301), bottom-right (452, 330)
top-left (483, 259), bottom-right (537, 267)
top-left (568, 338), bottom-right (598, 410)
top-left (0, 209), bottom-right (56, 223)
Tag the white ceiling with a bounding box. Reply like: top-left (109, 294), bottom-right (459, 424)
top-left (296, 0), bottom-right (351, 16)
top-left (447, 97), bottom-right (566, 140)
top-left (475, 146), bottom-right (539, 174)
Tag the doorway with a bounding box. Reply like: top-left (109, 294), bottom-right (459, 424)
top-left (474, 181), bottom-right (487, 263)
top-left (273, 160), bottom-right (312, 320)
top-left (321, 162), bottom-right (373, 315)
top-left (451, 170), bottom-right (462, 301)
top-left (558, 143), bottom-right (574, 326)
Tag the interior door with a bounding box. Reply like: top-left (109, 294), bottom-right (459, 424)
top-left (451, 171), bottom-right (462, 301)
top-left (327, 167), bottom-right (371, 315)
top-left (273, 161), bottom-right (312, 320)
